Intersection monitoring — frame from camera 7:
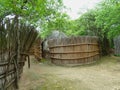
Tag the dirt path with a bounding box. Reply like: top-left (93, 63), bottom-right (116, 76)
top-left (19, 56), bottom-right (120, 90)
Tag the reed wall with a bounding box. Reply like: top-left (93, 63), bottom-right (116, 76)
top-left (49, 36), bottom-right (100, 65)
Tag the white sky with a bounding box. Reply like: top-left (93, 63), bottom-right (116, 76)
top-left (63, 0), bottom-right (102, 19)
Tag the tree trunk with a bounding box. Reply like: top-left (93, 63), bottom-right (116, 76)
top-left (100, 36), bottom-right (110, 56)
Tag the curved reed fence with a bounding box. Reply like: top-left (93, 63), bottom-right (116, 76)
top-left (0, 18), bottom-right (38, 90)
top-left (49, 36), bottom-right (100, 65)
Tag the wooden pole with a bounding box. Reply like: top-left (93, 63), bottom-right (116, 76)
top-left (15, 15), bottom-right (20, 89)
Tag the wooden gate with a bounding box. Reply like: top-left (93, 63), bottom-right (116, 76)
top-left (48, 36), bottom-right (100, 66)
top-left (0, 18), bottom-right (38, 89)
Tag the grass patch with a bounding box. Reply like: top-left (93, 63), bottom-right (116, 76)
top-left (29, 74), bottom-right (90, 90)
top-left (114, 54), bottom-right (120, 57)
top-left (41, 58), bottom-right (47, 63)
top-left (28, 72), bottom-right (40, 81)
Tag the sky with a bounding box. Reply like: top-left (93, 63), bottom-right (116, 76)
top-left (63, 0), bottom-right (102, 19)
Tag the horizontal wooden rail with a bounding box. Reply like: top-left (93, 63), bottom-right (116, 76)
top-left (50, 50), bottom-right (99, 54)
top-left (0, 61), bottom-right (25, 66)
top-left (5, 69), bottom-right (22, 89)
top-left (51, 53), bottom-right (99, 60)
top-left (0, 69), bottom-right (15, 79)
top-left (5, 78), bottom-right (15, 89)
top-left (49, 43), bottom-right (98, 49)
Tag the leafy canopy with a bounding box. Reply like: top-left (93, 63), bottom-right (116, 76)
top-left (0, 0), bottom-right (64, 26)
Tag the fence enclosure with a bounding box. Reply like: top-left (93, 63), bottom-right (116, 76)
top-left (0, 18), bottom-right (38, 90)
top-left (49, 36), bottom-right (100, 65)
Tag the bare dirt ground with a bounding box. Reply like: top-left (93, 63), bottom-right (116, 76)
top-left (19, 56), bottom-right (120, 90)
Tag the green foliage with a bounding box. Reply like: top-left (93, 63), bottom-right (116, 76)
top-left (95, 0), bottom-right (120, 39)
top-left (0, 0), bottom-right (64, 39)
top-left (1, 0), bottom-right (120, 40)
top-left (114, 54), bottom-right (120, 57)
top-left (40, 13), bottom-right (69, 38)
top-left (57, 0), bottom-right (120, 40)
top-left (74, 10), bottom-right (98, 36)
top-left (0, 0), bottom-right (63, 19)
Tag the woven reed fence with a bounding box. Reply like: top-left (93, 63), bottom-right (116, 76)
top-left (29, 39), bottom-right (42, 60)
top-left (48, 36), bottom-right (100, 65)
top-left (114, 36), bottom-right (120, 55)
top-left (0, 18), bottom-right (38, 90)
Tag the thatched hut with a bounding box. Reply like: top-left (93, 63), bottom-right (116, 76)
top-left (42, 30), bottom-right (67, 59)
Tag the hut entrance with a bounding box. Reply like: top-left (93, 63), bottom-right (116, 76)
top-left (0, 17), bottom-right (38, 89)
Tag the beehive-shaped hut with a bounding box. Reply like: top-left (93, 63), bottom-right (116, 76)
top-left (42, 30), bottom-right (67, 59)
top-left (48, 36), bottom-right (100, 66)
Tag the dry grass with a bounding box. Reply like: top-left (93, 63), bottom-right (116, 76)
top-left (19, 56), bottom-right (120, 90)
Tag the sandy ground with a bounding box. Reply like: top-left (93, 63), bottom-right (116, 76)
top-left (19, 56), bottom-right (120, 90)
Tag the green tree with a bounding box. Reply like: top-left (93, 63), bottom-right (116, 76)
top-left (40, 13), bottom-right (70, 38)
top-left (70, 0), bottom-right (120, 55)
top-left (0, 0), bottom-right (64, 38)
top-left (95, 0), bottom-right (120, 39)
